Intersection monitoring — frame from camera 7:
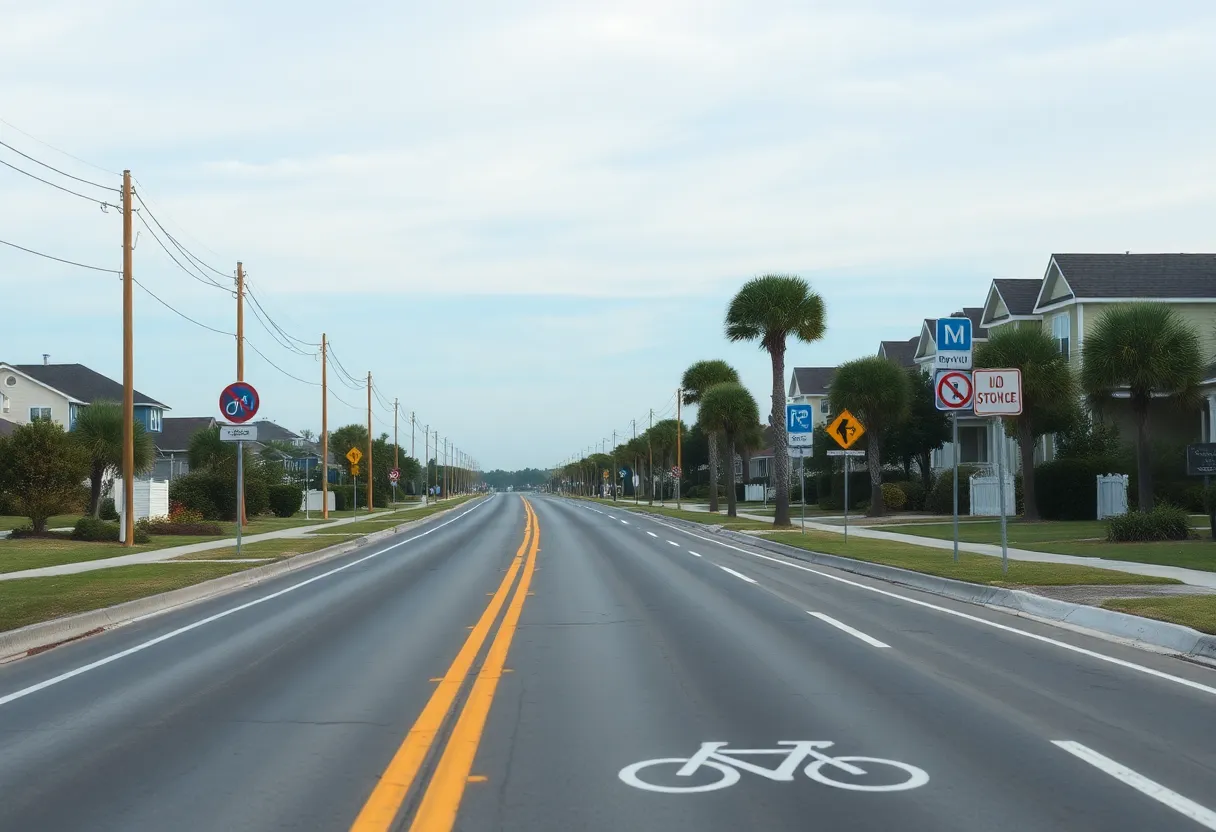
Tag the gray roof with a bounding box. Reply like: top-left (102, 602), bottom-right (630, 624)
top-left (879, 337), bottom-right (918, 367)
top-left (7, 363), bottom-right (167, 408)
top-left (992, 278), bottom-right (1043, 317)
top-left (791, 367), bottom-right (835, 396)
top-left (245, 420), bottom-right (302, 444)
top-left (1050, 254), bottom-right (1216, 303)
top-left (0, 417), bottom-right (16, 438)
top-left (156, 416), bottom-right (216, 452)
top-left (924, 309), bottom-right (988, 343)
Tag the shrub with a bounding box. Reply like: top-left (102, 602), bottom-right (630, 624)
top-left (898, 479), bottom-right (926, 512)
top-left (168, 503), bottom-right (206, 524)
top-left (10, 525), bottom-right (72, 540)
top-left (880, 482), bottom-right (907, 511)
top-left (72, 517), bottom-right (149, 543)
top-left (926, 466), bottom-right (979, 515)
top-left (1107, 505), bottom-right (1193, 542)
top-left (169, 469), bottom-right (226, 520)
top-left (1033, 459), bottom-right (1117, 521)
top-left (138, 517), bottom-right (224, 536)
top-left (100, 497), bottom-right (119, 521)
top-left (818, 470), bottom-right (871, 511)
top-left (268, 484), bottom-right (303, 518)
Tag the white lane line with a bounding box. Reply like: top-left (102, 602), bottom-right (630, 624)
top-left (717, 565), bottom-right (758, 584)
top-left (688, 551), bottom-right (703, 558)
top-left (607, 515), bottom-right (616, 520)
top-left (646, 532), bottom-right (658, 538)
top-left (1052, 741), bottom-right (1216, 829)
top-left (621, 521), bottom-right (629, 525)
top-left (808, 612), bottom-right (890, 648)
top-left (0, 497), bottom-right (495, 709)
top-left (667, 540), bottom-right (680, 547)
top-left (637, 514), bottom-right (1216, 698)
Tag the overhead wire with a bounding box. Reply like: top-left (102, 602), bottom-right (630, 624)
top-left (0, 236), bottom-right (121, 273)
top-left (132, 189), bottom-right (232, 284)
top-left (130, 177), bottom-right (231, 272)
top-left (132, 277), bottom-right (234, 337)
top-left (246, 284), bottom-right (320, 349)
top-left (0, 118), bottom-right (120, 176)
top-left (0, 138), bottom-right (119, 191)
top-left (246, 296), bottom-right (315, 357)
top-left (136, 210), bottom-right (231, 291)
top-left (0, 157), bottom-right (122, 208)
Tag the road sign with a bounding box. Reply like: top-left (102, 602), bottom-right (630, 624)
top-left (619, 468), bottom-right (628, 479)
top-left (826, 409), bottom-right (865, 450)
top-left (826, 450), bottom-right (865, 457)
top-left (346, 447), bottom-right (363, 465)
top-left (602, 470), bottom-right (609, 480)
top-left (671, 466), bottom-right (682, 477)
top-left (1187, 443), bottom-right (1216, 476)
top-left (788, 446), bottom-right (811, 458)
top-left (632, 474), bottom-right (640, 487)
top-left (350, 464), bottom-right (360, 476)
top-left (219, 381), bottom-right (260, 424)
top-left (934, 370), bottom-right (973, 411)
top-left (786, 403), bottom-right (814, 447)
top-left (388, 467), bottom-right (400, 483)
top-left (973, 369), bottom-right (1023, 416)
top-left (935, 317), bottom-right (972, 370)
top-left (219, 425), bottom-right (258, 442)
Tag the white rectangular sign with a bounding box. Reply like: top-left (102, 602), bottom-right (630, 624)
top-left (788, 447), bottom-right (811, 458)
top-left (220, 425), bottom-right (258, 442)
top-left (934, 317), bottom-right (973, 370)
top-left (826, 449), bottom-right (865, 457)
top-left (972, 369), bottom-right (1023, 416)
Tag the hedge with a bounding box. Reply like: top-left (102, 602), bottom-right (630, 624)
top-left (818, 471), bottom-right (871, 511)
top-left (1032, 459), bottom-right (1113, 521)
top-left (72, 517), bottom-right (149, 543)
top-left (268, 484), bottom-right (303, 518)
top-left (169, 467), bottom-right (270, 521)
top-left (896, 479), bottom-right (926, 511)
top-left (926, 466), bottom-right (980, 515)
top-left (1107, 505), bottom-right (1192, 542)
top-left (880, 482), bottom-right (907, 511)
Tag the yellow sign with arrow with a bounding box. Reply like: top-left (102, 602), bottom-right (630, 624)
top-left (346, 447), bottom-right (363, 465)
top-left (827, 409), bottom-right (866, 450)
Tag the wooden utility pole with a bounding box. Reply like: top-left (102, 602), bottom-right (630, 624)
top-left (423, 424), bottom-right (430, 501)
top-left (648, 409), bottom-right (654, 506)
top-left (321, 333), bottom-right (328, 519)
top-left (366, 372), bottom-right (373, 512)
top-left (236, 261), bottom-right (247, 526)
top-left (393, 398), bottom-right (399, 504)
top-left (676, 388), bottom-right (683, 509)
top-left (121, 170), bottom-right (135, 546)
top-left (410, 411), bottom-right (416, 496)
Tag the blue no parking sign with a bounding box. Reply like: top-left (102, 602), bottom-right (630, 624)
top-left (219, 381), bottom-right (260, 424)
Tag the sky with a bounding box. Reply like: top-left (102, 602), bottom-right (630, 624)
top-left (3, 0), bottom-right (1216, 470)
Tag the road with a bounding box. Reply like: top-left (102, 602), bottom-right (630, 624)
top-left (1, 493), bottom-right (1215, 830)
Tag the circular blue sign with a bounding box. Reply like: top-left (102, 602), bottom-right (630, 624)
top-left (219, 381), bottom-right (260, 424)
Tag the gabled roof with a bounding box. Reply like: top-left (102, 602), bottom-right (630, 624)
top-left (246, 420), bottom-right (302, 444)
top-left (156, 416), bottom-right (216, 453)
top-left (1035, 254), bottom-right (1216, 311)
top-left (789, 367), bottom-right (835, 397)
top-left (915, 309), bottom-right (988, 361)
top-left (982, 278), bottom-right (1044, 327)
top-left (878, 337), bottom-right (918, 367)
top-left (2, 363), bottom-right (167, 408)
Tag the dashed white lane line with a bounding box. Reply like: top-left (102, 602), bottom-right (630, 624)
top-left (687, 551), bottom-right (703, 558)
top-left (607, 515), bottom-right (616, 520)
top-left (717, 565), bottom-right (758, 584)
top-left (621, 521), bottom-right (629, 525)
top-left (808, 612), bottom-right (890, 649)
top-left (667, 540), bottom-right (680, 547)
top-left (646, 532), bottom-right (658, 538)
top-left (1053, 741), bottom-right (1216, 829)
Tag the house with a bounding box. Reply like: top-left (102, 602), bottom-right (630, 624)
top-left (878, 337), bottom-right (918, 368)
top-left (0, 361), bottom-right (168, 433)
top-left (786, 367), bottom-right (836, 427)
top-left (153, 416), bottom-right (218, 480)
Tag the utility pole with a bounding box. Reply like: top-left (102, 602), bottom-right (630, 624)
top-left (676, 388), bottom-right (683, 510)
top-left (612, 430), bottom-right (617, 502)
top-left (410, 412), bottom-right (416, 498)
top-left (121, 170), bottom-right (135, 546)
top-left (424, 424), bottom-right (430, 503)
top-left (443, 438), bottom-right (448, 498)
top-left (366, 372), bottom-right (373, 512)
top-left (321, 333), bottom-right (329, 519)
top-left (393, 398), bottom-right (399, 505)
top-left (632, 419), bottom-right (638, 504)
top-left (648, 409), bottom-right (654, 506)
top-left (235, 261), bottom-right (247, 527)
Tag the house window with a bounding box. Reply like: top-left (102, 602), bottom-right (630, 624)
top-left (1052, 313), bottom-right (1070, 360)
top-left (30, 406), bottom-right (52, 422)
top-left (819, 399), bottom-right (830, 414)
top-left (149, 409), bottom-right (162, 432)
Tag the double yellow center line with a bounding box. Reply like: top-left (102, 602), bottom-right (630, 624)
top-left (351, 496), bottom-right (540, 832)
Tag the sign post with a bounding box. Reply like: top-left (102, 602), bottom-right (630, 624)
top-left (974, 369), bottom-right (1023, 574)
top-left (826, 410), bottom-right (866, 542)
top-left (934, 369), bottom-right (974, 562)
top-left (1185, 443), bottom-right (1216, 538)
top-left (347, 447), bottom-right (363, 515)
top-left (787, 403), bottom-right (814, 533)
top-left (218, 382), bottom-right (260, 557)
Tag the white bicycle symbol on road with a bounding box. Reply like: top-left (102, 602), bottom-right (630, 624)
top-left (619, 741), bottom-right (929, 794)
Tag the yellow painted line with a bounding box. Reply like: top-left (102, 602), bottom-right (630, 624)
top-left (349, 498), bottom-right (535, 832)
top-left (408, 497), bottom-right (540, 832)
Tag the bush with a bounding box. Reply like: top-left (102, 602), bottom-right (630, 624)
top-left (1033, 459), bottom-right (1117, 521)
top-left (138, 517), bottom-right (224, 536)
top-left (685, 485), bottom-right (709, 499)
top-left (897, 479), bottom-right (926, 511)
top-left (72, 517), bottom-right (149, 543)
top-left (169, 469), bottom-right (226, 520)
top-left (881, 482), bottom-right (907, 511)
top-left (926, 465), bottom-right (979, 515)
top-left (100, 497), bottom-right (119, 521)
top-left (268, 484), bottom-right (303, 518)
top-left (1107, 505), bottom-right (1193, 542)
top-left (168, 503), bottom-right (205, 524)
top-left (9, 525), bottom-right (72, 540)
top-left (818, 470), bottom-right (871, 511)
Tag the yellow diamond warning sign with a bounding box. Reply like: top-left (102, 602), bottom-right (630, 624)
top-left (827, 409), bottom-right (866, 450)
top-left (346, 447), bottom-right (363, 465)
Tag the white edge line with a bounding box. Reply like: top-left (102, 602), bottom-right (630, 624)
top-left (717, 565), bottom-right (758, 584)
top-left (1052, 741), bottom-right (1216, 829)
top-left (0, 496), bottom-right (495, 708)
top-left (808, 611), bottom-right (890, 649)
top-left (630, 510), bottom-right (1216, 698)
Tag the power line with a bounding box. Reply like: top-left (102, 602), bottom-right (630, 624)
top-left (246, 284), bottom-right (320, 348)
top-left (247, 340), bottom-right (321, 386)
top-left (246, 295), bottom-right (314, 357)
top-left (132, 189), bottom-right (231, 282)
top-left (136, 210), bottom-right (230, 291)
top-left (0, 157), bottom-right (122, 208)
top-left (0, 118), bottom-right (120, 176)
top-left (0, 236), bottom-right (120, 273)
top-left (0, 138), bottom-right (119, 191)
top-left (132, 277), bottom-right (234, 336)
top-left (130, 178), bottom-right (232, 273)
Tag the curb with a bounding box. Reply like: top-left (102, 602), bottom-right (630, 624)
top-left (0, 500), bottom-right (477, 663)
top-left (604, 503), bottom-right (1216, 664)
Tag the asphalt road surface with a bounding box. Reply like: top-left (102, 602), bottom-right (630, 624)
top-left (1, 493), bottom-right (1215, 831)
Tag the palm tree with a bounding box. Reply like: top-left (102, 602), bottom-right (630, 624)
top-left (71, 400), bottom-right (154, 517)
top-left (646, 419), bottom-right (680, 502)
top-left (697, 382), bottom-right (760, 517)
top-left (975, 326), bottom-right (1079, 521)
top-left (681, 360), bottom-right (740, 513)
top-left (829, 357), bottom-right (911, 516)
top-left (1081, 303), bottom-right (1204, 511)
top-left (189, 425), bottom-right (234, 470)
top-left (726, 274), bottom-right (826, 526)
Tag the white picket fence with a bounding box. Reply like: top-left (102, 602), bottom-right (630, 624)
top-left (969, 473), bottom-right (1016, 516)
top-left (113, 479), bottom-right (170, 521)
top-left (1097, 474), bottom-right (1129, 519)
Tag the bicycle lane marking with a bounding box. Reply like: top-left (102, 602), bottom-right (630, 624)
top-left (0, 496), bottom-right (494, 709)
top-left (631, 512), bottom-right (1216, 698)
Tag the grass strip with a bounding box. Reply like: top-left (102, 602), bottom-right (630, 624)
top-left (1102, 596), bottom-right (1216, 635)
top-left (174, 535), bottom-right (361, 561)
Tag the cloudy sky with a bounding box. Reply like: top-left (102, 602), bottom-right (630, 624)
top-left (3, 0), bottom-right (1215, 469)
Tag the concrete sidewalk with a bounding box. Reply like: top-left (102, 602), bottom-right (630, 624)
top-left (0, 499), bottom-right (446, 582)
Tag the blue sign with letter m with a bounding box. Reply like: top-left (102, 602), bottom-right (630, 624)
top-left (936, 317), bottom-right (972, 352)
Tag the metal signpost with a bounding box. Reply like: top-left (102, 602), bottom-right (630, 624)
top-left (934, 369), bottom-right (974, 561)
top-left (787, 404), bottom-right (815, 535)
top-left (389, 466), bottom-right (400, 505)
top-left (826, 410), bottom-right (866, 542)
top-left (218, 382), bottom-right (260, 557)
top-left (347, 447), bottom-right (363, 514)
top-left (973, 368), bottom-right (1023, 574)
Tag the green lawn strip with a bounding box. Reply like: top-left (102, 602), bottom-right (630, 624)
top-left (1025, 540), bottom-right (1216, 572)
top-left (0, 514), bottom-right (83, 532)
top-left (174, 534), bottom-right (361, 561)
top-left (1101, 596), bottom-right (1216, 635)
top-left (601, 502), bottom-right (777, 532)
top-left (767, 532), bottom-right (1179, 587)
top-left (0, 534), bottom-right (221, 573)
top-left (0, 562), bottom-right (257, 633)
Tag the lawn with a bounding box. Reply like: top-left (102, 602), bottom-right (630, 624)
top-left (891, 520), bottom-right (1216, 572)
top-left (767, 531), bottom-right (1180, 587)
top-left (0, 514), bottom-right (82, 532)
top-left (590, 501), bottom-right (779, 532)
top-left (1102, 596), bottom-right (1216, 635)
top-left (0, 562), bottom-right (256, 633)
top-left (174, 535), bottom-right (361, 561)
top-left (0, 534), bottom-right (221, 573)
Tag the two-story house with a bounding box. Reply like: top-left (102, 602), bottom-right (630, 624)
top-left (0, 361), bottom-right (168, 434)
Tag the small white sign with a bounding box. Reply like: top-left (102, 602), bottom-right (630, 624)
top-left (826, 449), bottom-right (865, 457)
top-left (220, 425), bottom-right (258, 442)
top-left (934, 351), bottom-right (972, 370)
top-left (972, 369), bottom-right (1023, 416)
top-left (788, 447), bottom-right (811, 458)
